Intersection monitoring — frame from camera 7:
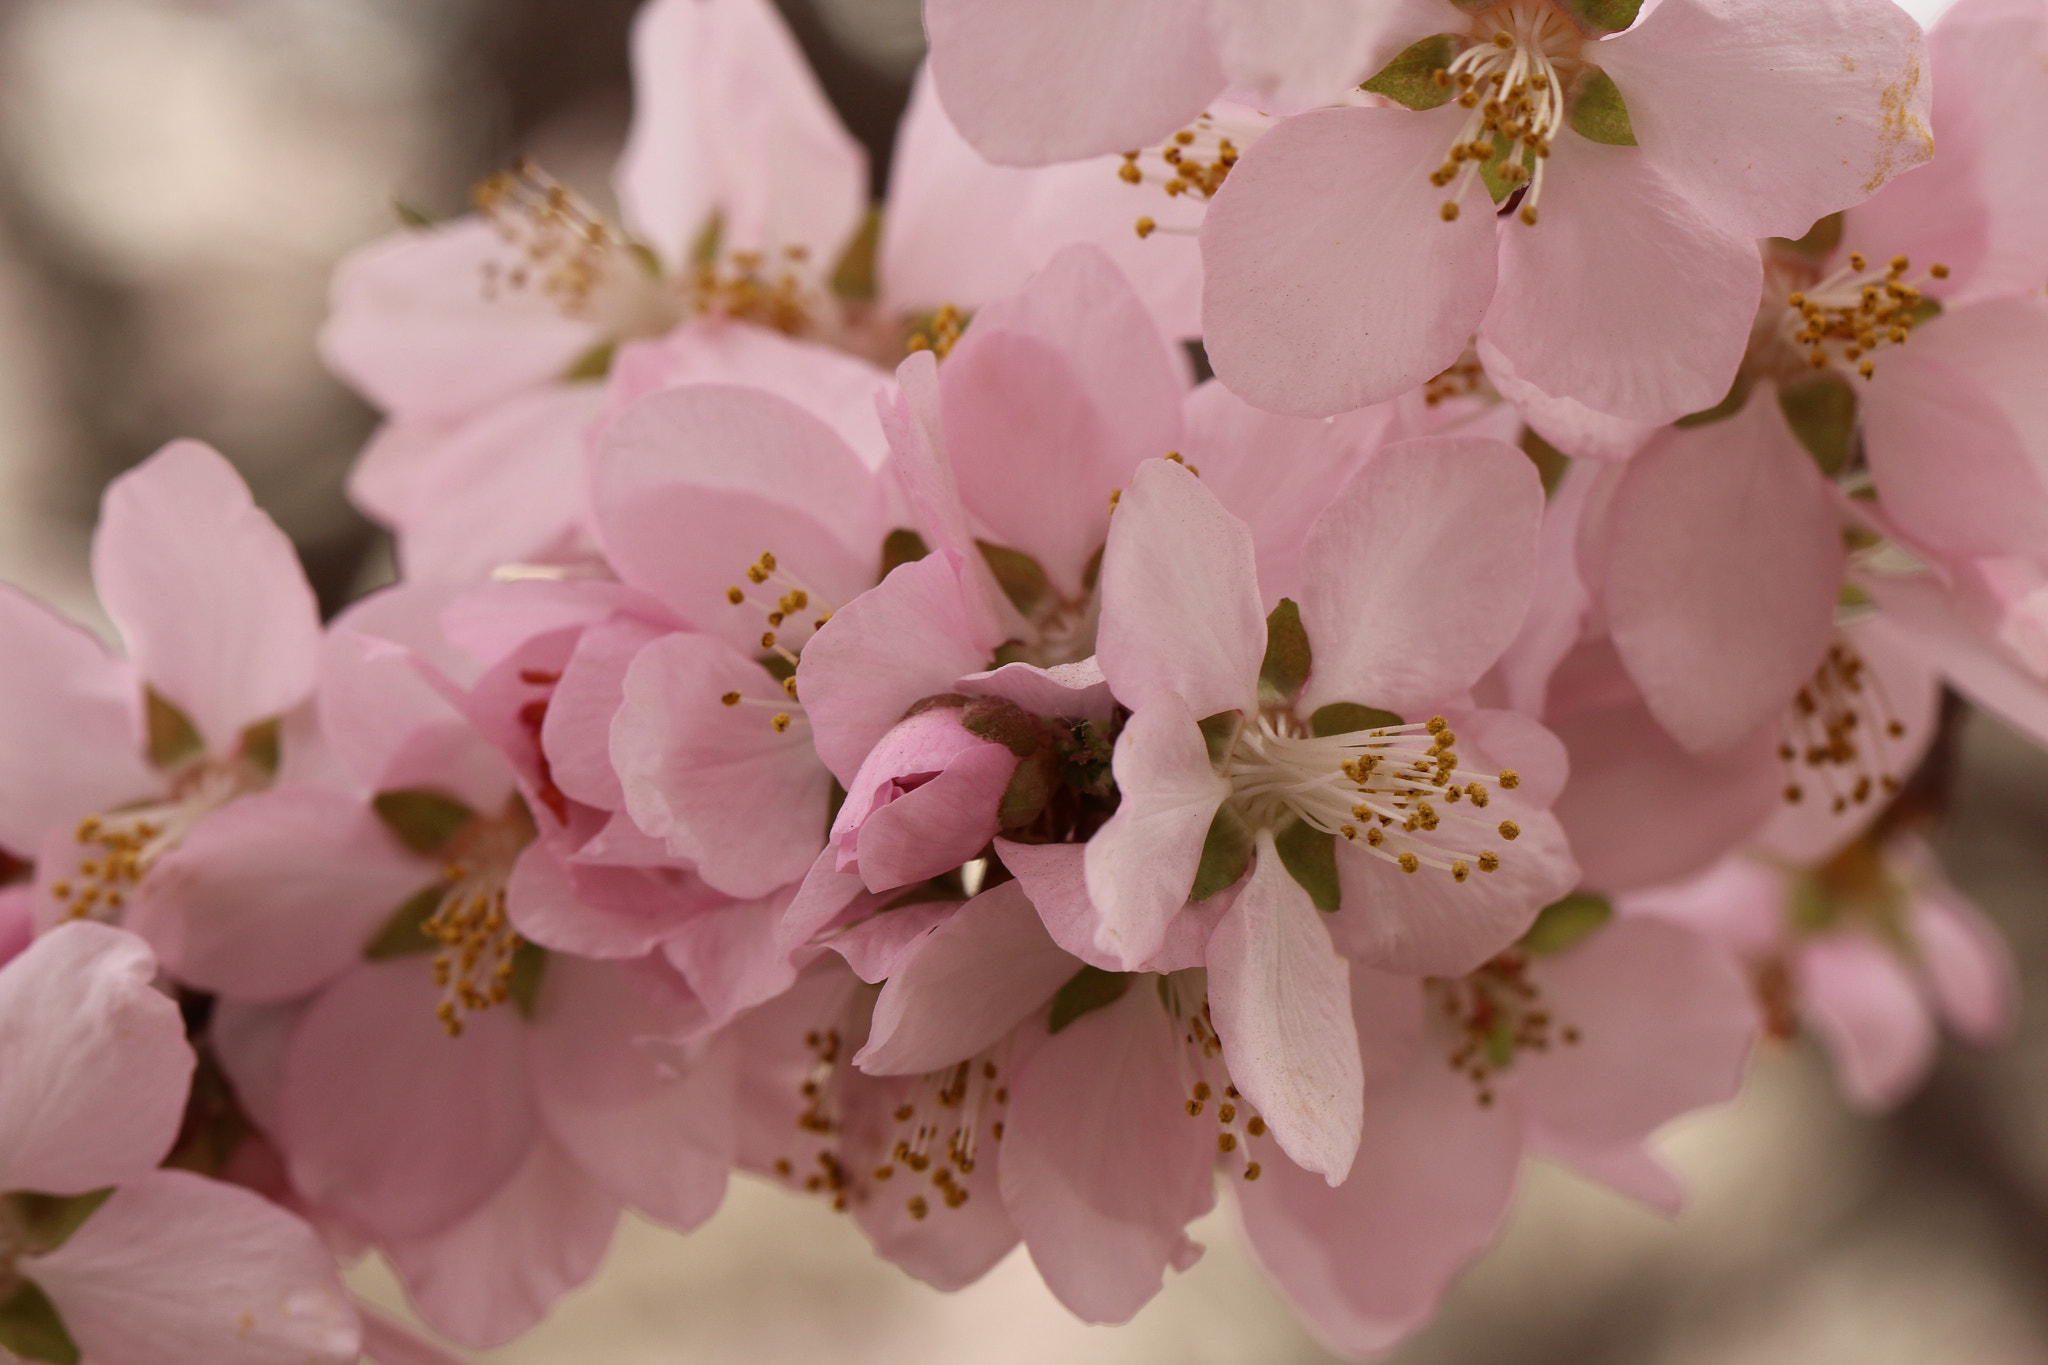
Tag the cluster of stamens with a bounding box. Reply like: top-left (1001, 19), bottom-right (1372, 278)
top-left (778, 1026), bottom-right (856, 1211)
top-left (50, 767), bottom-right (247, 922)
top-left (1423, 354), bottom-right (1491, 407)
top-left (1432, 951), bottom-right (1578, 1106)
top-left (871, 1057), bottom-right (1007, 1219)
top-left (1428, 3), bottom-right (1578, 225)
top-left (686, 245), bottom-right (819, 336)
top-left (424, 809), bottom-right (534, 1037)
top-left (1119, 113), bottom-right (1248, 240)
top-left (1229, 715), bottom-right (1518, 882)
top-left (474, 160), bottom-right (631, 319)
top-left (1779, 639), bottom-right (1907, 814)
top-left (906, 304), bottom-right (964, 359)
top-left (1163, 977), bottom-right (1268, 1180)
top-left (1785, 252), bottom-right (1948, 380)
top-left (720, 550), bottom-right (836, 732)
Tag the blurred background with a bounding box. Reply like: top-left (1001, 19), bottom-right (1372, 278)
top-left (6, 0), bottom-right (2046, 1360)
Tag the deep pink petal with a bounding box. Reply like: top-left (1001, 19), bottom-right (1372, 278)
top-left (856, 880), bottom-right (1078, 1075)
top-left (30, 1168), bottom-right (358, 1365)
top-left (925, 0), bottom-right (1225, 164)
top-left (1603, 390), bottom-right (1844, 753)
top-left (998, 986), bottom-right (1215, 1323)
top-left (1207, 833), bottom-right (1363, 1183)
top-left (527, 955), bottom-right (732, 1229)
top-left (278, 960), bottom-right (536, 1243)
top-left (1096, 458), bottom-right (1264, 717)
top-left (93, 441), bottom-right (322, 751)
top-left (0, 586), bottom-right (153, 856)
top-left (383, 1138), bottom-right (619, 1349)
top-left (1084, 693), bottom-right (1229, 968)
top-left (1201, 105), bottom-right (1497, 418)
top-left (0, 922), bottom-right (191, 1193)
top-left (1514, 919), bottom-right (1756, 1148)
top-left (1298, 435), bottom-right (1544, 715)
top-left (1484, 142), bottom-right (1758, 425)
top-left (612, 631), bottom-right (828, 898)
top-left (1599, 0), bottom-right (1932, 239)
top-left (127, 785), bottom-right (429, 1003)
top-left (614, 0), bottom-right (866, 265)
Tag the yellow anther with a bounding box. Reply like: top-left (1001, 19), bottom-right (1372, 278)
top-left (720, 691), bottom-right (742, 707)
top-left (1498, 769), bottom-right (1520, 789)
top-left (1398, 852), bottom-right (1420, 874)
top-left (1498, 820), bottom-right (1521, 840)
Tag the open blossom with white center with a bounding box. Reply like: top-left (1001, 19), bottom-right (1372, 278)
top-left (1195, 0), bottom-right (1931, 424)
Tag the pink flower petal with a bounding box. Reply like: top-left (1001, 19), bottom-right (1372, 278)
top-left (954, 659), bottom-right (1115, 722)
top-left (1799, 932), bottom-right (1937, 1111)
top-left (856, 880), bottom-right (1079, 1075)
top-left (0, 922), bottom-right (191, 1193)
top-left (1298, 435), bottom-right (1544, 716)
top-left (1477, 339), bottom-right (1660, 463)
top-left (92, 441), bottom-right (322, 752)
top-left (527, 955), bottom-right (733, 1229)
top-left (659, 888), bottom-right (805, 1031)
top-left (1603, 390), bottom-right (1844, 754)
top-left (1484, 141), bottom-right (1758, 425)
top-left (614, 0), bottom-right (866, 266)
top-left (1096, 458), bottom-right (1264, 717)
top-left (540, 616), bottom-right (667, 812)
top-left (30, 1168), bottom-right (358, 1365)
top-left (1084, 693), bottom-right (1229, 968)
top-left (1201, 105), bottom-right (1497, 417)
top-left (998, 986), bottom-right (1215, 1323)
top-left (1925, 0), bottom-right (2048, 299)
top-left (0, 586), bottom-right (154, 857)
top-left (1910, 882), bottom-right (2017, 1046)
top-left (828, 899), bottom-right (958, 983)
top-left (1599, 0), bottom-right (1932, 240)
top-left (1528, 1133), bottom-right (1687, 1213)
top-left (925, 0), bottom-right (1225, 164)
top-left (1206, 832), bottom-right (1363, 1183)
top-left (383, 1138), bottom-right (620, 1349)
top-left (279, 960), bottom-right (537, 1243)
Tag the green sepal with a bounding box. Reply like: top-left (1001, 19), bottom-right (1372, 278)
top-left (1081, 543), bottom-right (1105, 592)
top-left (391, 197), bottom-right (437, 228)
top-left (880, 528), bottom-right (931, 578)
top-left (1192, 805), bottom-right (1253, 901)
top-left (372, 789), bottom-right (477, 857)
top-left (1518, 893), bottom-right (1614, 955)
top-left (977, 541), bottom-right (1052, 618)
top-left (1478, 133), bottom-right (1532, 205)
top-left (960, 696), bottom-right (1042, 757)
top-left (1788, 876), bottom-right (1839, 934)
top-left (1568, 69), bottom-right (1637, 146)
top-left (997, 749), bottom-right (1057, 831)
top-left (1519, 427), bottom-right (1571, 495)
top-left (7, 1190), bottom-right (113, 1255)
top-left (830, 207), bottom-right (882, 302)
top-left (1675, 375), bottom-right (1753, 429)
top-left (1274, 819), bottom-right (1341, 913)
top-left (1775, 212), bottom-right (1845, 261)
top-left (1562, 0), bottom-right (1643, 33)
top-left (689, 212), bottom-right (723, 269)
top-left (0, 1279), bottom-right (80, 1365)
top-left (1048, 966), bottom-right (1133, 1033)
top-left (234, 721), bottom-right (279, 781)
top-left (1360, 34), bottom-right (1458, 110)
top-left (364, 884), bottom-right (445, 961)
top-left (145, 688), bottom-right (205, 770)
top-left (1779, 373), bottom-right (1860, 477)
top-left (1259, 599), bottom-right (1313, 707)
top-left (562, 340), bottom-right (617, 383)
top-left (1484, 1013), bottom-right (1519, 1071)
top-left (757, 652), bottom-right (798, 685)
top-left (1197, 711), bottom-right (1244, 768)
top-left (507, 941), bottom-right (548, 1019)
top-left (1310, 703), bottom-right (1402, 738)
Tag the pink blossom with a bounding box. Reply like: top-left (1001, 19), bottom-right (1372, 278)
top-left (0, 922), bottom-right (357, 1365)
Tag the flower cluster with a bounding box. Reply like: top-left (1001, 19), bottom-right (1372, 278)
top-left (0, 0), bottom-right (2043, 1358)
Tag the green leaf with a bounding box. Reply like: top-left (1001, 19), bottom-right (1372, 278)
top-left (1561, 0), bottom-right (1643, 33)
top-left (1197, 710), bottom-right (1244, 768)
top-left (561, 340), bottom-right (617, 383)
top-left (1274, 819), bottom-right (1341, 912)
top-left (238, 717), bottom-right (281, 779)
top-left (7, 1190), bottom-right (113, 1254)
top-left (1519, 427), bottom-right (1570, 496)
top-left (976, 541), bottom-right (1052, 618)
top-left (1775, 212), bottom-right (1845, 261)
top-left (1518, 893), bottom-right (1614, 955)
top-left (364, 884), bottom-right (445, 960)
top-left (507, 941), bottom-right (548, 1018)
top-left (1779, 373), bottom-right (1860, 477)
top-left (1568, 69), bottom-right (1637, 146)
top-left (880, 528), bottom-right (931, 578)
top-left (1360, 34), bottom-right (1459, 110)
top-left (1258, 598), bottom-right (1313, 707)
top-left (372, 789), bottom-right (477, 857)
top-left (1192, 805), bottom-right (1253, 900)
top-left (830, 207), bottom-right (882, 302)
top-left (1048, 966), bottom-right (1132, 1033)
top-left (145, 688), bottom-right (204, 770)
top-left (0, 1280), bottom-right (79, 1365)
top-left (1309, 703), bottom-right (1402, 738)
